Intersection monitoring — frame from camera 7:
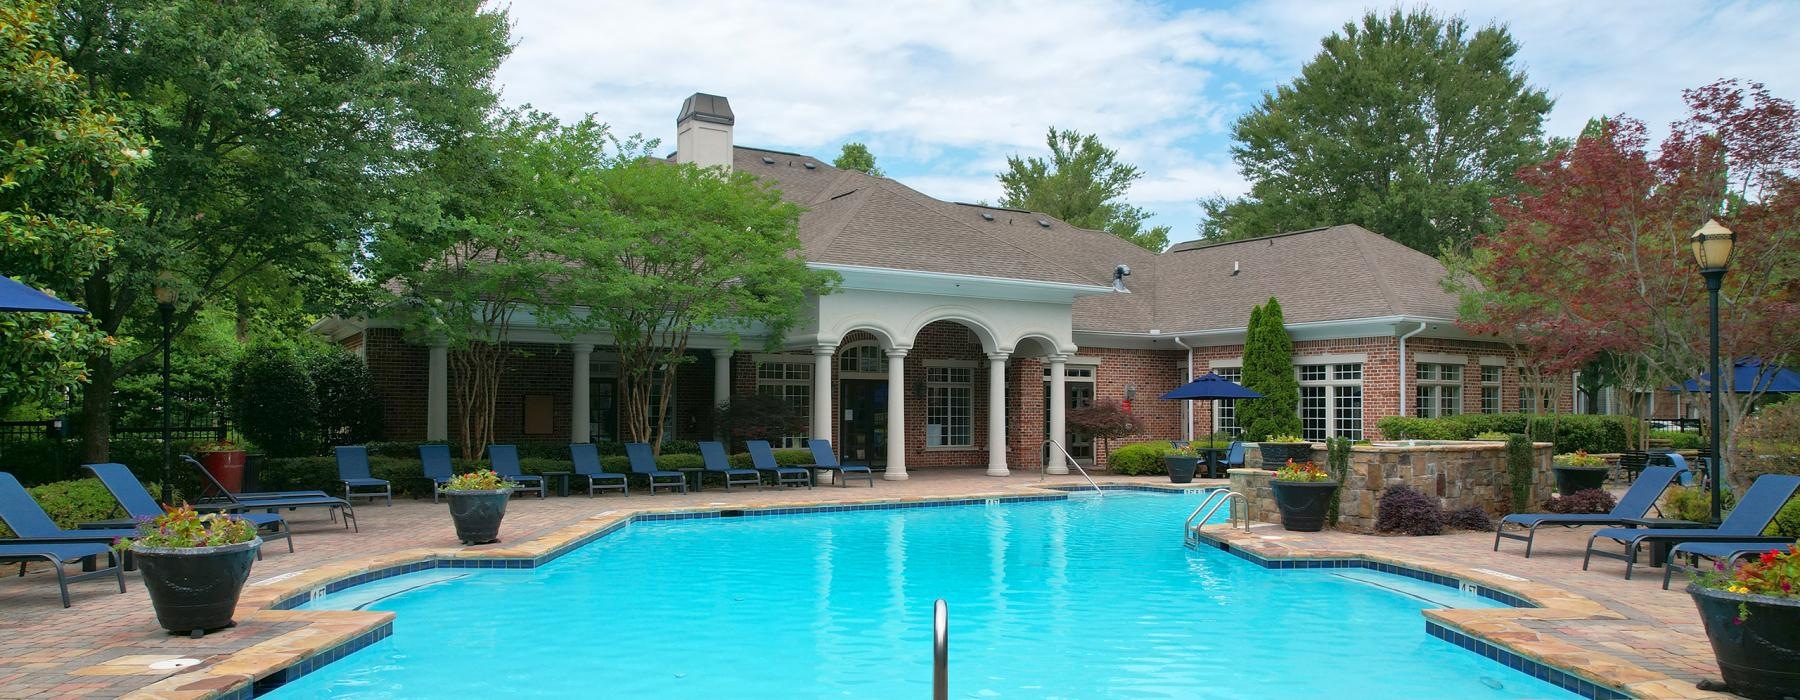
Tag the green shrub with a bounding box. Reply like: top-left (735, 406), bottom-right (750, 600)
top-left (1237, 298), bottom-right (1300, 441)
top-left (1767, 496), bottom-right (1800, 538)
top-left (1663, 485), bottom-right (1737, 523)
top-left (1107, 441), bottom-right (1173, 475)
top-left (1326, 436), bottom-right (1351, 527)
top-left (308, 348), bottom-right (382, 448)
top-left (1, 438), bottom-right (79, 486)
top-left (1473, 431), bottom-right (1510, 441)
top-left (726, 449), bottom-right (812, 468)
top-left (230, 343), bottom-right (319, 457)
top-left (1374, 416), bottom-right (1465, 441)
top-left (1649, 430), bottom-right (1703, 449)
top-left (1373, 413), bottom-right (1631, 453)
top-left (1505, 434), bottom-right (1533, 513)
top-left (0, 478), bottom-right (123, 538)
top-left (656, 453), bottom-right (703, 470)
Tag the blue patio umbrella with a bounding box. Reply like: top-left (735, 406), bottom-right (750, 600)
top-left (1161, 372), bottom-right (1264, 449)
top-left (0, 276), bottom-right (85, 314)
top-left (1670, 358), bottom-right (1800, 394)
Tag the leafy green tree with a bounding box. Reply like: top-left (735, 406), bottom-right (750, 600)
top-left (1198, 8), bottom-right (1553, 253)
top-left (1237, 297), bottom-right (1301, 441)
top-left (832, 142), bottom-right (884, 177)
top-left (308, 347), bottom-right (382, 448)
top-left (229, 341), bottom-right (317, 458)
top-left (998, 128), bottom-right (1170, 251)
top-left (48, 0), bottom-right (511, 460)
top-left (0, 0), bottom-right (147, 412)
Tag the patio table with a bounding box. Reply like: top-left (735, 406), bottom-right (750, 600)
top-left (1621, 517), bottom-right (1707, 567)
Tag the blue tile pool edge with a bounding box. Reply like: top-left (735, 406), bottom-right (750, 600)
top-left (1191, 534), bottom-right (1633, 700)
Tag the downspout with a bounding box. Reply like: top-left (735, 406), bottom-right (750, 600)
top-left (1174, 336), bottom-right (1194, 441)
top-left (1396, 322), bottom-right (1428, 417)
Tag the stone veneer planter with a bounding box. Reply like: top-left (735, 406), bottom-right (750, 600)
top-left (1230, 441), bottom-right (1555, 532)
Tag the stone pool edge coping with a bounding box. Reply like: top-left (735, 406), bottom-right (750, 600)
top-left (115, 483), bottom-right (1689, 700)
top-left (1192, 526), bottom-right (1727, 700)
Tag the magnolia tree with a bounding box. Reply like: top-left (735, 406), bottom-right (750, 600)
top-left (1454, 80), bottom-right (1800, 463)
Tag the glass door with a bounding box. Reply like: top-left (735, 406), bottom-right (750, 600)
top-left (838, 378), bottom-right (887, 469)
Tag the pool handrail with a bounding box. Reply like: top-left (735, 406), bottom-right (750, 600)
top-left (1184, 489), bottom-right (1249, 544)
top-left (1040, 439), bottom-right (1103, 496)
top-left (933, 598), bottom-right (948, 700)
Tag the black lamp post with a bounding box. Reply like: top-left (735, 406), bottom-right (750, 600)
top-left (154, 272), bottom-right (177, 505)
top-left (1689, 219), bottom-right (1734, 525)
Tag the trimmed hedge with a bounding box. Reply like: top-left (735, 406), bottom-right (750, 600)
top-left (725, 449), bottom-right (813, 468)
top-left (362, 440), bottom-right (698, 461)
top-left (1649, 430), bottom-right (1703, 449)
top-left (1374, 413), bottom-right (1632, 453)
top-left (256, 451), bottom-right (716, 497)
top-left (1108, 441), bottom-right (1173, 476)
top-left (0, 478), bottom-right (125, 539)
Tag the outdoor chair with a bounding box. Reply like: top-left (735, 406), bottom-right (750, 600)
top-left (1662, 540), bottom-right (1797, 590)
top-left (420, 444), bottom-right (456, 503)
top-left (486, 445), bottom-right (544, 499)
top-left (83, 463), bottom-right (291, 555)
top-left (334, 446), bottom-right (392, 506)
top-left (803, 439), bottom-right (875, 488)
top-left (624, 443), bottom-right (688, 495)
top-left (182, 456), bottom-right (357, 532)
top-left (1494, 466), bottom-right (1680, 557)
top-left (1216, 441), bottom-right (1247, 478)
top-left (1583, 474), bottom-right (1799, 579)
top-left (747, 440), bottom-right (811, 488)
top-left (1649, 452), bottom-right (1696, 486)
top-left (0, 472), bottom-right (145, 547)
top-left (699, 441), bottom-right (762, 491)
top-left (1615, 451), bottom-right (1649, 484)
top-left (569, 443), bottom-right (628, 497)
top-left (0, 541), bottom-right (125, 608)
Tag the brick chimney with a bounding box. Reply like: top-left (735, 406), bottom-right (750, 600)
top-left (675, 93), bottom-right (734, 172)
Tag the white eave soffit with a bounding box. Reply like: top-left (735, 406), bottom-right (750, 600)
top-left (810, 262), bottom-right (1113, 304)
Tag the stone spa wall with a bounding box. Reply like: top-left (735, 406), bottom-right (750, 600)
top-left (1229, 441), bottom-right (1555, 533)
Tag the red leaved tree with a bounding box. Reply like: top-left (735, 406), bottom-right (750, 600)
top-left (1453, 79), bottom-right (1800, 466)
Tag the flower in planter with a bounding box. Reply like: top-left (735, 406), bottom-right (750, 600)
top-left (1167, 443), bottom-right (1204, 458)
top-left (1694, 544), bottom-right (1800, 621)
top-left (445, 469), bottom-right (517, 491)
top-left (1273, 459), bottom-right (1331, 482)
top-left (1264, 434), bottom-right (1308, 444)
top-left (117, 505), bottom-right (256, 550)
top-left (1553, 450), bottom-right (1607, 468)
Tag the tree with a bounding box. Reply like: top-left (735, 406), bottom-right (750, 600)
top-left (546, 151), bottom-right (837, 451)
top-left (228, 341), bottom-right (317, 458)
top-left (0, 0), bottom-right (147, 413)
top-left (998, 128), bottom-right (1170, 251)
top-left (309, 347), bottom-right (383, 448)
top-left (832, 142), bottom-right (883, 177)
top-left (1066, 400), bottom-right (1143, 462)
top-left (48, 0), bottom-right (511, 461)
top-left (1198, 8), bottom-right (1554, 254)
top-left (1237, 297), bottom-right (1301, 441)
top-left (1454, 80), bottom-right (1800, 473)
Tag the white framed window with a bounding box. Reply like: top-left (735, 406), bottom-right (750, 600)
top-left (837, 342), bottom-right (887, 376)
top-left (1416, 362), bottom-right (1462, 418)
top-left (927, 364), bottom-right (974, 447)
top-left (1480, 365), bottom-right (1503, 414)
top-left (1211, 366), bottom-right (1243, 437)
top-left (1296, 362), bottom-right (1363, 440)
top-left (755, 356), bottom-right (812, 448)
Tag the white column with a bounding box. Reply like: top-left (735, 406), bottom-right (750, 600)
top-left (1046, 354), bottom-right (1069, 475)
top-left (712, 349), bottom-right (734, 411)
top-left (570, 343), bottom-right (593, 443)
top-left (811, 344), bottom-right (835, 442)
top-left (427, 340), bottom-right (448, 442)
top-left (884, 349), bottom-right (909, 480)
top-left (986, 352), bottom-right (1010, 476)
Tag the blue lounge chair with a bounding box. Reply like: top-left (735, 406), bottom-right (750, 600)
top-left (334, 446), bottom-right (392, 506)
top-left (182, 456), bottom-right (357, 532)
top-left (420, 444), bottom-right (455, 503)
top-left (0, 472), bottom-right (141, 545)
top-left (1223, 441), bottom-right (1246, 469)
top-left (1495, 466), bottom-right (1681, 557)
top-left (1584, 474), bottom-right (1800, 579)
top-left (699, 441), bottom-right (761, 491)
top-left (82, 463), bottom-right (291, 554)
top-left (569, 444), bottom-right (627, 497)
top-left (0, 542), bottom-right (125, 608)
top-left (487, 445), bottom-right (544, 499)
top-left (1663, 540), bottom-right (1797, 590)
top-left (624, 443), bottom-right (687, 495)
top-left (1653, 452), bottom-right (1696, 486)
top-left (747, 441), bottom-right (811, 488)
top-left (803, 439), bottom-right (874, 488)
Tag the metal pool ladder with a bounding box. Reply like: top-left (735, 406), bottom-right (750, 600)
top-left (1184, 489), bottom-right (1249, 545)
top-left (933, 599), bottom-right (949, 700)
top-left (1040, 440), bottom-right (1103, 496)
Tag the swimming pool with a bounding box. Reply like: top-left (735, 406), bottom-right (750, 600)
top-left (268, 491), bottom-right (1574, 698)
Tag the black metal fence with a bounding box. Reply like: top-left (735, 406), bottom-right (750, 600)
top-left (0, 418), bottom-right (231, 446)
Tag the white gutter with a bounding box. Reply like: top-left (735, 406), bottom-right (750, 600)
top-left (1174, 336), bottom-right (1194, 441)
top-left (1396, 322), bottom-right (1428, 416)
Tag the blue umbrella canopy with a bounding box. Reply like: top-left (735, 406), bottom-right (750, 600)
top-left (0, 276), bottom-right (85, 314)
top-left (1161, 372), bottom-right (1264, 400)
top-left (1672, 358), bottom-right (1800, 394)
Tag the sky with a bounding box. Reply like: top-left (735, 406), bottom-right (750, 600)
top-left (494, 0), bottom-right (1800, 247)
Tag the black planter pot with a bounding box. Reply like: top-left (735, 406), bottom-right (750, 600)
top-left (1553, 466), bottom-right (1610, 496)
top-left (1271, 481), bottom-right (1338, 532)
top-left (132, 538), bottom-right (261, 638)
top-left (1165, 456), bottom-right (1200, 484)
top-left (1688, 584), bottom-right (1800, 699)
top-left (1259, 442), bottom-right (1314, 470)
top-left (446, 489), bottom-right (512, 545)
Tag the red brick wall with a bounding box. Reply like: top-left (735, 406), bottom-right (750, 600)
top-left (1073, 347), bottom-right (1186, 468)
top-left (364, 328), bottom-right (428, 441)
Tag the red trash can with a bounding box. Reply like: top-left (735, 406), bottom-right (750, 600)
top-left (197, 450), bottom-right (247, 494)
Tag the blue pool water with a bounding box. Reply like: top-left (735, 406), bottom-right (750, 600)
top-left (269, 492), bottom-right (1573, 698)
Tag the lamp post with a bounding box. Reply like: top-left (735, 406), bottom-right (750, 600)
top-left (1689, 219), bottom-right (1734, 525)
top-left (154, 272), bottom-right (177, 505)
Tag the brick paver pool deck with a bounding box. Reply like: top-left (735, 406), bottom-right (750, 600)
top-left (0, 470), bottom-right (1737, 699)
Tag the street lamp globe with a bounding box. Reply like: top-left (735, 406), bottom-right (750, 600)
top-left (1689, 219), bottom-right (1734, 271)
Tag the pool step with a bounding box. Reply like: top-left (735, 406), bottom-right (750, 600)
top-left (299, 571), bottom-right (470, 611)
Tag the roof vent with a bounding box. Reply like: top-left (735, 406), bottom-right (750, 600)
top-left (761, 156), bottom-right (775, 165)
top-left (1112, 264), bottom-right (1132, 293)
top-left (1037, 219), bottom-right (1051, 228)
top-left (803, 162), bottom-right (817, 169)
top-left (980, 212), bottom-right (994, 221)
top-left (1232, 261), bottom-right (1240, 276)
